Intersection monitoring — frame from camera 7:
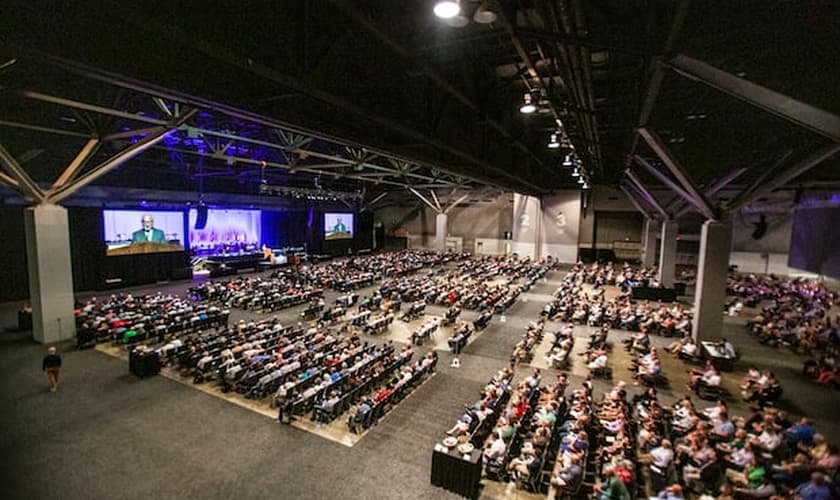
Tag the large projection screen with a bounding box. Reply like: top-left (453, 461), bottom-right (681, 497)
top-left (103, 209), bottom-right (185, 256)
top-left (324, 212), bottom-right (354, 240)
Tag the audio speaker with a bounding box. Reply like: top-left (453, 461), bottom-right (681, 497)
top-left (751, 215), bottom-right (767, 240)
top-left (194, 204), bottom-right (208, 229)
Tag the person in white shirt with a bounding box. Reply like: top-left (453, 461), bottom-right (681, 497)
top-left (757, 427), bottom-right (782, 452)
top-left (483, 432), bottom-right (506, 464)
top-left (650, 440), bottom-right (674, 469)
top-left (588, 352), bottom-right (608, 370)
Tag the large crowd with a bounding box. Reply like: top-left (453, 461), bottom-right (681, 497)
top-left (542, 262), bottom-right (693, 338)
top-left (70, 248), bottom-right (840, 499)
top-left (732, 274), bottom-right (839, 388)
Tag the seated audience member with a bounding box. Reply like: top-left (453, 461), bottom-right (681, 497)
top-left (733, 473), bottom-right (776, 499)
top-left (794, 472), bottom-right (833, 500)
top-left (549, 454), bottom-right (582, 490)
top-left (482, 431), bottom-right (506, 465)
top-left (656, 484), bottom-right (685, 500)
top-left (594, 465), bottom-right (630, 500)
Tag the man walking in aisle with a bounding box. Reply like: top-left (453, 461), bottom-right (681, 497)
top-left (42, 346), bottom-right (62, 392)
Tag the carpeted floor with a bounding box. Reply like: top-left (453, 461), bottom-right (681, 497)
top-left (1, 267), bottom-right (839, 500)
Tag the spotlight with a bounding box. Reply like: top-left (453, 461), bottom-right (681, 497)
top-left (519, 93), bottom-right (536, 114)
top-left (434, 0), bottom-right (460, 19)
top-left (473, 0), bottom-right (499, 24)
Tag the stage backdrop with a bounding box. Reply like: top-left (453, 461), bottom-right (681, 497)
top-left (189, 208), bottom-right (261, 248)
top-left (788, 204), bottom-right (840, 278)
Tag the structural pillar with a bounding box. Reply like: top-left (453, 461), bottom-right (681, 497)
top-left (641, 218), bottom-right (660, 268)
top-left (23, 204), bottom-right (76, 344)
top-left (434, 212), bottom-right (448, 251)
top-left (658, 220), bottom-right (678, 287)
top-left (691, 220), bottom-right (732, 342)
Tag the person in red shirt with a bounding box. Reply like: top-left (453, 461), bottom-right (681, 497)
top-left (374, 385), bottom-right (393, 404)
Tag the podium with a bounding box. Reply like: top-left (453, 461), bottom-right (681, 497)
top-left (107, 241), bottom-right (183, 256)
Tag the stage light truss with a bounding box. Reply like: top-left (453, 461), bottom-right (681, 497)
top-left (258, 183), bottom-right (364, 202)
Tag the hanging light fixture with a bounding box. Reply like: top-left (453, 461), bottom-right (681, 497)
top-left (571, 168), bottom-right (580, 177)
top-left (548, 133), bottom-right (560, 149)
top-left (433, 0), bottom-right (460, 19)
top-left (562, 155), bottom-right (572, 166)
top-left (577, 176), bottom-right (585, 184)
top-left (473, 0), bottom-right (499, 24)
top-left (519, 93), bottom-right (536, 114)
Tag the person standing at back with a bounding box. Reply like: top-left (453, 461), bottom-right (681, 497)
top-left (42, 346), bottom-right (62, 392)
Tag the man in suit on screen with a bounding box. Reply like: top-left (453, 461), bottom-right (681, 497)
top-left (131, 214), bottom-right (166, 243)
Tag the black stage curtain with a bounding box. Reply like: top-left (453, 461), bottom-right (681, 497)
top-left (261, 208), bottom-right (322, 254)
top-left (0, 206), bottom-right (29, 302)
top-left (101, 251), bottom-right (189, 286)
top-left (68, 207), bottom-right (106, 292)
top-left (355, 211), bottom-right (374, 251)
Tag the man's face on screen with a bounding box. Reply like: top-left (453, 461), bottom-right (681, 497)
top-left (142, 215), bottom-right (154, 230)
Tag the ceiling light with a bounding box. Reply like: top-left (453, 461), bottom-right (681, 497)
top-left (434, 0), bottom-right (460, 19)
top-left (473, 0), bottom-right (499, 24)
top-left (571, 169), bottom-right (580, 177)
top-left (562, 155), bottom-right (572, 167)
top-left (577, 177), bottom-right (584, 184)
top-left (582, 181), bottom-right (590, 189)
top-left (444, 14), bottom-right (470, 27)
top-left (519, 93), bottom-right (536, 114)
top-left (548, 133), bottom-right (560, 149)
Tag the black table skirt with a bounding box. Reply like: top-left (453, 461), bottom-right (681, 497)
top-left (430, 447), bottom-right (482, 499)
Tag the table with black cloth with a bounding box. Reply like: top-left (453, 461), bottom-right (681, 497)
top-left (129, 349), bottom-right (161, 378)
top-left (631, 286), bottom-right (677, 302)
top-left (430, 445), bottom-right (482, 499)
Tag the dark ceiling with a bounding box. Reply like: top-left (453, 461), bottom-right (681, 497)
top-left (1, 0), bottom-right (838, 203)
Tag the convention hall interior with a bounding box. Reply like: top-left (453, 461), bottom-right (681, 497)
top-left (2, 1), bottom-right (840, 499)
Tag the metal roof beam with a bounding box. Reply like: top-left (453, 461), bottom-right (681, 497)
top-left (19, 90), bottom-right (169, 126)
top-left (728, 143), bottom-right (840, 212)
top-left (407, 188), bottom-right (439, 212)
top-left (625, 170), bottom-right (669, 219)
top-left (632, 154), bottom-right (696, 211)
top-left (49, 109), bottom-right (199, 204)
top-left (51, 137), bottom-right (100, 190)
top-left (672, 167), bottom-right (748, 219)
top-left (619, 183), bottom-right (655, 219)
top-left (25, 51), bottom-right (537, 192)
top-left (667, 54), bottom-right (840, 142)
top-left (0, 144), bottom-right (47, 202)
top-left (638, 127), bottom-right (716, 219)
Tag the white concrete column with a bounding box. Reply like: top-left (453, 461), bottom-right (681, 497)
top-left (24, 204), bottom-right (76, 344)
top-left (658, 220), bottom-right (678, 287)
top-left (692, 220), bottom-right (732, 342)
top-left (434, 212), bottom-right (448, 251)
top-left (641, 218), bottom-right (660, 268)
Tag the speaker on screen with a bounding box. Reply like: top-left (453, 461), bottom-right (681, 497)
top-left (194, 204), bottom-right (208, 230)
